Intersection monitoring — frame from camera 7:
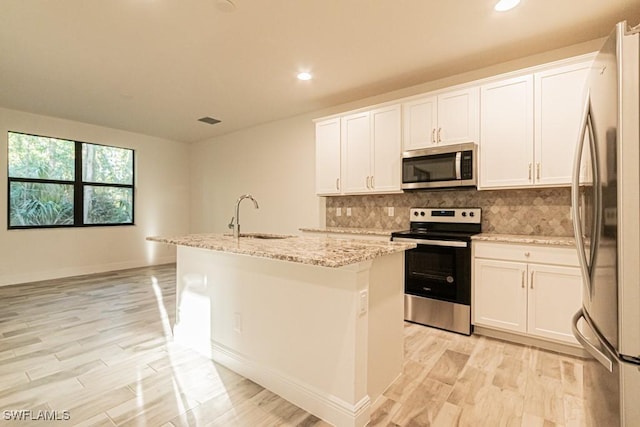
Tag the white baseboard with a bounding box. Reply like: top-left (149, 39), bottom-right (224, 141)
top-left (211, 340), bottom-right (371, 427)
top-left (0, 256), bottom-right (176, 287)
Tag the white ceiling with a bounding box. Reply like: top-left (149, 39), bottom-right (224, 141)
top-left (0, 1), bottom-right (638, 143)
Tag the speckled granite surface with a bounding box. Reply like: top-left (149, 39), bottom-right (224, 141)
top-left (147, 233), bottom-right (415, 268)
top-left (472, 233), bottom-right (576, 247)
top-left (299, 227), bottom-right (401, 237)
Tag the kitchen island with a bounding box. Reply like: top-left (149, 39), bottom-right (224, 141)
top-left (147, 233), bottom-right (415, 427)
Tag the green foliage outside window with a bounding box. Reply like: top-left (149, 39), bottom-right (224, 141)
top-left (9, 182), bottom-right (74, 226)
top-left (7, 132), bottom-right (134, 228)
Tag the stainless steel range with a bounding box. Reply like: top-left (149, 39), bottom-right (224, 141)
top-left (391, 208), bottom-right (481, 335)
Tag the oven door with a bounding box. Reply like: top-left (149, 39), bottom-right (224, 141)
top-left (401, 241), bottom-right (471, 305)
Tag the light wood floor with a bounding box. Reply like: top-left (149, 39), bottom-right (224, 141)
top-left (0, 264), bottom-right (590, 426)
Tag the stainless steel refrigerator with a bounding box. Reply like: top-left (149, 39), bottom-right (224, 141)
top-left (571, 21), bottom-right (640, 426)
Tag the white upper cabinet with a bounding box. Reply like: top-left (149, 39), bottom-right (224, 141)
top-left (534, 62), bottom-right (590, 186)
top-left (480, 75), bottom-right (534, 188)
top-left (341, 105), bottom-right (402, 194)
top-left (316, 54), bottom-right (594, 195)
top-left (402, 87), bottom-right (479, 151)
top-left (315, 118), bottom-right (341, 195)
top-left (402, 96), bottom-right (437, 150)
top-left (437, 88), bottom-right (480, 145)
top-left (315, 105), bottom-right (402, 196)
top-left (479, 59), bottom-right (592, 189)
top-left (370, 104), bottom-right (402, 193)
top-left (341, 111), bottom-right (371, 194)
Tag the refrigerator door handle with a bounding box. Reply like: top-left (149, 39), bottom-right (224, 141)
top-left (572, 308), bottom-right (616, 372)
top-left (572, 92), bottom-right (593, 296)
top-left (571, 91), bottom-right (603, 299)
top-left (587, 110), bottom-right (603, 286)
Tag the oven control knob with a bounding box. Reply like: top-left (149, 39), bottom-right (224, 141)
top-left (446, 276), bottom-right (454, 284)
top-left (420, 211), bottom-right (425, 216)
top-left (413, 211), bottom-right (419, 216)
top-left (469, 211), bottom-right (475, 217)
top-left (462, 212), bottom-right (467, 217)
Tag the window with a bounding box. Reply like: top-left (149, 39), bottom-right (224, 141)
top-left (8, 131), bottom-right (134, 229)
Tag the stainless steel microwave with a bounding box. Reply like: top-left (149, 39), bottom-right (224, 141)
top-left (402, 142), bottom-right (477, 190)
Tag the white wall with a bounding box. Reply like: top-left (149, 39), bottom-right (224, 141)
top-left (189, 113), bottom-right (321, 235)
top-left (0, 107), bottom-right (190, 286)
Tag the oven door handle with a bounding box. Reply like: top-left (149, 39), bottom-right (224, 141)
top-left (410, 272), bottom-right (454, 283)
top-left (392, 237), bottom-right (468, 248)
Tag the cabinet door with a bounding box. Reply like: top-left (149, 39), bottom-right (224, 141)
top-left (402, 96), bottom-right (437, 151)
top-left (315, 118), bottom-right (342, 195)
top-left (534, 62), bottom-right (590, 186)
top-left (341, 112), bottom-right (371, 194)
top-left (370, 104), bottom-right (402, 193)
top-left (437, 87), bottom-right (480, 145)
top-left (473, 259), bottom-right (527, 333)
top-left (479, 75), bottom-right (534, 189)
top-left (527, 264), bottom-right (582, 344)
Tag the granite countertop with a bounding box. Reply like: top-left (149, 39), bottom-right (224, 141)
top-left (147, 233), bottom-right (416, 268)
top-left (299, 227), bottom-right (403, 237)
top-left (471, 233), bottom-right (576, 247)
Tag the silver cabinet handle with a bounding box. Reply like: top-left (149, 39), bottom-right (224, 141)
top-left (536, 162), bottom-right (541, 180)
top-left (431, 128), bottom-right (436, 143)
top-left (521, 271), bottom-right (525, 288)
top-left (366, 176), bottom-right (370, 189)
top-left (528, 163), bottom-right (532, 180)
top-left (437, 127), bottom-right (442, 143)
top-left (530, 271), bottom-right (534, 289)
top-left (524, 252), bottom-right (530, 257)
top-left (371, 176), bottom-right (374, 189)
top-left (336, 178), bottom-right (340, 190)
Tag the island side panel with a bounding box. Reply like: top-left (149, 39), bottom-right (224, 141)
top-left (367, 251), bottom-right (404, 404)
top-left (174, 245), bottom-right (407, 427)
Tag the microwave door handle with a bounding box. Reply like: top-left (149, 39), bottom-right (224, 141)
top-left (455, 151), bottom-right (461, 180)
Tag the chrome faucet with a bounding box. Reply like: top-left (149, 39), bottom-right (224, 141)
top-left (228, 194), bottom-right (259, 239)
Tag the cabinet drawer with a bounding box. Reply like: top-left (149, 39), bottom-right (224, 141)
top-left (473, 242), bottom-right (579, 266)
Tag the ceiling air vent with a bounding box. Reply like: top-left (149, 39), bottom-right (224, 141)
top-left (198, 117), bottom-right (221, 125)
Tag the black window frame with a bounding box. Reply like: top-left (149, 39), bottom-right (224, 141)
top-left (7, 131), bottom-right (135, 230)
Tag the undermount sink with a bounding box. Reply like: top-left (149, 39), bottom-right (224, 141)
top-left (226, 233), bottom-right (295, 240)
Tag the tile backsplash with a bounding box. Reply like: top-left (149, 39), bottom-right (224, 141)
top-left (325, 187), bottom-right (573, 236)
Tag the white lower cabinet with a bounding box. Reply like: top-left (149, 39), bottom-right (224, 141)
top-left (474, 258), bottom-right (528, 333)
top-left (473, 241), bottom-right (582, 345)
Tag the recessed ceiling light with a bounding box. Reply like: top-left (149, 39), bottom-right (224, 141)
top-left (494, 0), bottom-right (520, 12)
top-left (297, 72), bottom-right (312, 81)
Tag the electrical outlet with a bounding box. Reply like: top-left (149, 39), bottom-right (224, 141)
top-left (336, 207), bottom-right (342, 217)
top-left (346, 207), bottom-right (352, 216)
top-left (359, 290), bottom-right (368, 315)
top-left (388, 207), bottom-right (394, 217)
